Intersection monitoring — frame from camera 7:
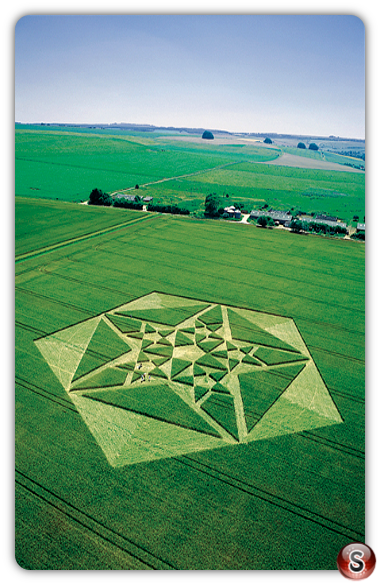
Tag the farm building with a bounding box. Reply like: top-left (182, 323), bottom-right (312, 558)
top-left (315, 213), bottom-right (338, 223)
top-left (250, 210), bottom-right (262, 220)
top-left (114, 193), bottom-right (137, 202)
top-left (224, 205), bottom-right (241, 219)
top-left (302, 217), bottom-right (347, 230)
top-left (250, 209), bottom-right (292, 225)
top-left (269, 211), bottom-right (293, 225)
top-left (143, 196), bottom-right (153, 203)
top-left (357, 223), bottom-right (365, 231)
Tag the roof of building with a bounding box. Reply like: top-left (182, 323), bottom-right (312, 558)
top-left (250, 209), bottom-right (292, 221)
top-left (315, 214), bottom-right (338, 222)
top-left (357, 223), bottom-right (365, 231)
top-left (302, 218), bottom-right (347, 229)
top-left (269, 211), bottom-right (292, 221)
top-left (114, 193), bottom-right (136, 201)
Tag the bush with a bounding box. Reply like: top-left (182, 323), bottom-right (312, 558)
top-left (147, 203), bottom-right (189, 215)
top-left (297, 142), bottom-right (306, 149)
top-left (264, 137), bottom-right (272, 144)
top-left (309, 143), bottom-right (319, 151)
top-left (351, 231), bottom-right (365, 241)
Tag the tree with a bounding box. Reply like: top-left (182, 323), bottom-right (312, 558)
top-left (257, 215), bottom-right (274, 227)
top-left (297, 142), bottom-right (306, 149)
top-left (264, 137), bottom-right (272, 144)
top-left (290, 219), bottom-right (303, 233)
top-left (89, 188), bottom-right (113, 207)
top-left (256, 215), bottom-right (275, 227)
top-left (309, 143), bottom-right (319, 151)
top-left (205, 193), bottom-right (222, 217)
top-left (351, 231), bottom-right (365, 241)
top-left (257, 216), bottom-right (267, 227)
top-left (202, 130), bottom-right (214, 140)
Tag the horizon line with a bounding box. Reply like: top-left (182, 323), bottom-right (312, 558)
top-left (14, 121), bottom-right (365, 142)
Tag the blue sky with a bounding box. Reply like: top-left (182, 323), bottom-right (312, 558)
top-left (15, 15), bottom-right (365, 138)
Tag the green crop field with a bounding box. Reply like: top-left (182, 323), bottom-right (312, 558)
top-left (15, 195), bottom-right (364, 570)
top-left (15, 125), bottom-right (278, 202)
top-left (15, 125), bottom-right (365, 224)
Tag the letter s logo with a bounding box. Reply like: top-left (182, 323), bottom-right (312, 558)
top-left (349, 550), bottom-right (365, 573)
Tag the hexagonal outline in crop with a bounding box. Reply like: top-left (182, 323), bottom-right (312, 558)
top-left (35, 292), bottom-right (343, 467)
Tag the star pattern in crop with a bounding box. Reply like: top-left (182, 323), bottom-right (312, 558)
top-left (35, 292), bottom-right (343, 467)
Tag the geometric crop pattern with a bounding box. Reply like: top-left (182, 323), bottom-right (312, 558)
top-left (35, 292), bottom-right (343, 467)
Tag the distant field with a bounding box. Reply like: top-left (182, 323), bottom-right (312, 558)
top-left (140, 159), bottom-right (364, 223)
top-left (15, 126), bottom-right (278, 203)
top-left (15, 198), bottom-right (364, 570)
top-left (15, 125), bottom-right (365, 224)
top-left (267, 150), bottom-right (363, 172)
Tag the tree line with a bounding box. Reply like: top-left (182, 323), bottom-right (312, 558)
top-left (289, 218), bottom-right (347, 236)
top-left (88, 189), bottom-right (189, 215)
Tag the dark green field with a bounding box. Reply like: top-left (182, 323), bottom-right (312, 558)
top-left (15, 197), bottom-right (364, 570)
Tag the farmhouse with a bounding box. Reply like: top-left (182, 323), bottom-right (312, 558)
top-left (143, 196), bottom-right (153, 203)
